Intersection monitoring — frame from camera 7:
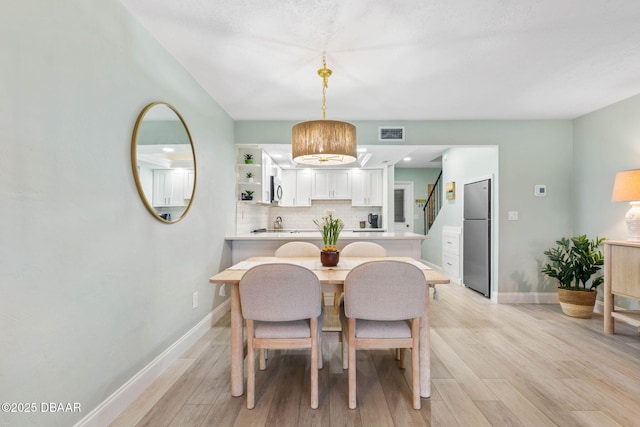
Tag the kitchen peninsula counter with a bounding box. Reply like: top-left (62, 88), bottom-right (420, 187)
top-left (226, 231), bottom-right (428, 264)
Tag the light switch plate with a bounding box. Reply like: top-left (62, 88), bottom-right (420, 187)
top-left (534, 185), bottom-right (547, 197)
top-left (508, 211), bottom-right (518, 221)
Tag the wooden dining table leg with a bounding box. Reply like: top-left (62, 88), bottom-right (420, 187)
top-left (231, 283), bottom-right (244, 397)
top-left (419, 289), bottom-right (431, 398)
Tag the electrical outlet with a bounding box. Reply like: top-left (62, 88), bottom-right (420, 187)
top-left (508, 211), bottom-right (518, 221)
top-left (192, 291), bottom-right (198, 309)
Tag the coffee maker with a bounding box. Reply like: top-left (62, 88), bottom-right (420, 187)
top-left (368, 213), bottom-right (380, 228)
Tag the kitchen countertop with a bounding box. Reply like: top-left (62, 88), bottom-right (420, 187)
top-left (226, 230), bottom-right (428, 241)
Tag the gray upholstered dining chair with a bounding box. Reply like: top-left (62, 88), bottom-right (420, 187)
top-left (239, 263), bottom-right (323, 409)
top-left (334, 242), bottom-right (388, 313)
top-left (274, 241), bottom-right (320, 257)
top-left (340, 241), bottom-right (387, 257)
top-left (340, 260), bottom-right (426, 410)
top-left (274, 241), bottom-right (337, 307)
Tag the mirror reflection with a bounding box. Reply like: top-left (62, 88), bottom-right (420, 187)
top-left (132, 102), bottom-right (196, 223)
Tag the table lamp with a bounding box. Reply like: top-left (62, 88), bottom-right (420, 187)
top-left (611, 169), bottom-right (640, 241)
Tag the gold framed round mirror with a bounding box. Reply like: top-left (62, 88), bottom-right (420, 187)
top-left (131, 102), bottom-right (197, 223)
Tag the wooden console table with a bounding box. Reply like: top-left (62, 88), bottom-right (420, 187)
top-left (603, 240), bottom-right (640, 333)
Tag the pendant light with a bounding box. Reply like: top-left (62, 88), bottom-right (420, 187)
top-left (292, 55), bottom-right (357, 165)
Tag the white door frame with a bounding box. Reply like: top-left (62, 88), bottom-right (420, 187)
top-left (394, 181), bottom-right (414, 232)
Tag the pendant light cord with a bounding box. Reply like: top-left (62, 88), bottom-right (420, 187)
top-left (318, 55), bottom-right (332, 120)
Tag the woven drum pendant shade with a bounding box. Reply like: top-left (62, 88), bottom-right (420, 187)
top-left (292, 120), bottom-right (357, 166)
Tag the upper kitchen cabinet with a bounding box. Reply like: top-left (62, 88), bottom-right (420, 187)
top-left (261, 151), bottom-right (281, 203)
top-left (311, 169), bottom-right (351, 200)
top-left (152, 169), bottom-right (192, 207)
top-left (351, 169), bottom-right (383, 206)
top-left (280, 169), bottom-right (312, 207)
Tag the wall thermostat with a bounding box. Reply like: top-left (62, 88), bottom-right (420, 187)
top-left (534, 185), bottom-right (547, 197)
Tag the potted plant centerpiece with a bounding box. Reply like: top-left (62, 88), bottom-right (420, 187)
top-left (314, 210), bottom-right (344, 267)
top-left (541, 235), bottom-right (605, 318)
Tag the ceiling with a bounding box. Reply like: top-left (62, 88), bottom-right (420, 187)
top-left (120, 0), bottom-right (640, 168)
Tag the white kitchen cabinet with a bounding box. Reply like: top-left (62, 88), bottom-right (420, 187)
top-left (311, 169), bottom-right (351, 200)
top-left (351, 169), bottom-right (383, 206)
top-left (261, 151), bottom-right (277, 203)
top-left (184, 170), bottom-right (195, 199)
top-left (442, 227), bottom-right (461, 283)
top-left (280, 169), bottom-right (296, 206)
top-left (153, 169), bottom-right (188, 207)
top-left (280, 169), bottom-right (312, 207)
top-left (296, 169), bottom-right (312, 206)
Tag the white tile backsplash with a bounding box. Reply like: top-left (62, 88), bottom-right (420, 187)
top-left (235, 202), bottom-right (271, 233)
top-left (236, 201), bottom-right (382, 233)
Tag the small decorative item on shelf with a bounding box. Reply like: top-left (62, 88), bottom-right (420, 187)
top-left (244, 153), bottom-right (254, 164)
top-left (314, 209), bottom-right (344, 267)
top-left (246, 171), bottom-right (254, 183)
top-left (242, 190), bottom-right (254, 201)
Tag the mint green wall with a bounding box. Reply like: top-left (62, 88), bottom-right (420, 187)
top-left (1, 1), bottom-right (236, 425)
top-left (394, 168), bottom-right (442, 234)
top-left (573, 93), bottom-right (640, 309)
top-left (237, 120), bottom-right (574, 297)
top-left (573, 93), bottom-right (640, 239)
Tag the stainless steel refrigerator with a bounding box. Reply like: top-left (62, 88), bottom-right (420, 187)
top-left (463, 179), bottom-right (491, 297)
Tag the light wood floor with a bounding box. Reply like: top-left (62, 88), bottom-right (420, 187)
top-left (111, 284), bottom-right (640, 427)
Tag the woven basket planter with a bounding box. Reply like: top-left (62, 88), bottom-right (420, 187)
top-left (557, 288), bottom-right (597, 318)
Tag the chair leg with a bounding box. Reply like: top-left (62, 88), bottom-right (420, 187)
top-left (341, 330), bottom-right (348, 370)
top-left (411, 318), bottom-right (421, 410)
top-left (348, 318), bottom-right (357, 409)
top-left (399, 348), bottom-right (406, 369)
top-left (310, 317), bottom-right (319, 409)
top-left (246, 321), bottom-right (256, 409)
top-left (333, 292), bottom-right (340, 314)
top-left (259, 349), bottom-right (266, 370)
top-left (318, 330), bottom-right (323, 370)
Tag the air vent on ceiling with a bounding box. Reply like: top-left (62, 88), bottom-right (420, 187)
top-left (378, 126), bottom-right (405, 142)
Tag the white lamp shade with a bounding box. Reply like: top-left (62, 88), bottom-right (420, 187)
top-left (611, 169), bottom-right (640, 201)
top-left (612, 169), bottom-right (640, 241)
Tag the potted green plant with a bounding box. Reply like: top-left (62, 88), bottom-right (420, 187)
top-left (245, 171), bottom-right (254, 183)
top-left (314, 209), bottom-right (344, 266)
top-left (244, 153), bottom-right (254, 164)
top-left (243, 190), bottom-right (254, 200)
top-left (541, 235), bottom-right (605, 318)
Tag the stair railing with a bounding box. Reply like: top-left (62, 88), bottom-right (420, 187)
top-left (423, 171), bottom-right (443, 235)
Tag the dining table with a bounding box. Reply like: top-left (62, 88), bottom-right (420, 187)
top-left (209, 256), bottom-right (450, 399)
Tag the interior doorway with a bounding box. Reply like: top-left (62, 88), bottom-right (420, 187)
top-left (394, 181), bottom-right (414, 232)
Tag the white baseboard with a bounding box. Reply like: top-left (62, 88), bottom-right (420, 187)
top-left (495, 292), bottom-right (559, 304)
top-left (74, 298), bottom-right (231, 427)
top-left (421, 259), bottom-right (560, 304)
top-left (595, 300), bottom-right (603, 314)
top-left (594, 299), bottom-right (623, 314)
